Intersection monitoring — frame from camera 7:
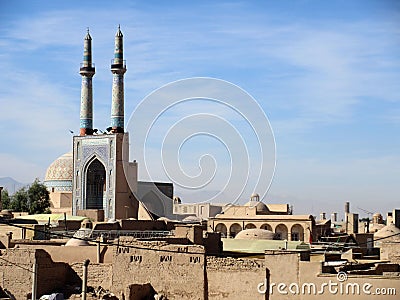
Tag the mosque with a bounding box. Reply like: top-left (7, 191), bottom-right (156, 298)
top-left (44, 27), bottom-right (173, 221)
top-left (42, 27), bottom-right (329, 243)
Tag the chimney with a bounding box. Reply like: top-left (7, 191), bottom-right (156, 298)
top-left (331, 212), bottom-right (337, 223)
top-left (345, 202), bottom-right (350, 214)
top-left (320, 212), bottom-right (326, 220)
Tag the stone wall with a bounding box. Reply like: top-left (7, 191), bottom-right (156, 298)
top-left (111, 238), bottom-right (205, 299)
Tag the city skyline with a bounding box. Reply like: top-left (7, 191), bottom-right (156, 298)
top-left (0, 1), bottom-right (399, 217)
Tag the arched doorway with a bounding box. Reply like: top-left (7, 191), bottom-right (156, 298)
top-left (86, 159), bottom-right (106, 209)
top-left (229, 223), bottom-right (242, 238)
top-left (291, 224), bottom-right (305, 241)
top-left (260, 223), bottom-right (272, 231)
top-left (245, 223), bottom-right (256, 229)
top-left (275, 224), bottom-right (288, 240)
top-left (215, 223), bottom-right (228, 237)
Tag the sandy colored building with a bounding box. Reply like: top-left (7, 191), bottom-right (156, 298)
top-left (1, 233), bottom-right (399, 300)
top-left (208, 193), bottom-right (315, 242)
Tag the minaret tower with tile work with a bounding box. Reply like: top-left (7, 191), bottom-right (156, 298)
top-left (79, 28), bottom-right (95, 136)
top-left (110, 25), bottom-right (127, 133)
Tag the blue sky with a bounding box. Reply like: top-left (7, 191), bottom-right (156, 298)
top-left (0, 1), bottom-right (399, 218)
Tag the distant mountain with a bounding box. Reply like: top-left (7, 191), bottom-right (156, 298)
top-left (0, 177), bottom-right (27, 194)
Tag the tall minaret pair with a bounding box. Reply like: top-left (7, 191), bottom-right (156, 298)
top-left (79, 26), bottom-right (126, 136)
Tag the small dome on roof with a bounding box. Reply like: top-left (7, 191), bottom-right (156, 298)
top-left (0, 210), bottom-right (13, 219)
top-left (81, 219), bottom-right (92, 229)
top-left (235, 228), bottom-right (275, 240)
top-left (65, 238), bottom-right (90, 246)
top-left (250, 193), bottom-right (260, 202)
top-left (182, 215), bottom-right (202, 223)
top-left (244, 200), bottom-right (269, 213)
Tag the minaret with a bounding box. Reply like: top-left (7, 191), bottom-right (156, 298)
top-left (110, 25), bottom-right (127, 133)
top-left (79, 28), bottom-right (95, 136)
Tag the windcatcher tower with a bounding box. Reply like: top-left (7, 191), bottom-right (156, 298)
top-left (110, 25), bottom-right (127, 133)
top-left (79, 28), bottom-right (95, 136)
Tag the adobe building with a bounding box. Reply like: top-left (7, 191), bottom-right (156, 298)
top-left (208, 193), bottom-right (316, 242)
top-left (1, 233), bottom-right (400, 299)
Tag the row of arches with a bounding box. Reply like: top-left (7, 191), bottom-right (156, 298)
top-left (214, 222), bottom-right (305, 241)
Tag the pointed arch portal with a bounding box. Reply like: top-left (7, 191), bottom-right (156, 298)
top-left (85, 158), bottom-right (106, 209)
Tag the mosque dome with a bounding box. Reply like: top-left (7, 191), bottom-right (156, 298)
top-left (235, 228), bottom-right (275, 240)
top-left (44, 152), bottom-right (73, 192)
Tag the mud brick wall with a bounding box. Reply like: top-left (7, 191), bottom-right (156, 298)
top-left (206, 256), bottom-right (266, 300)
top-left (70, 262), bottom-right (112, 289)
top-left (111, 239), bottom-right (205, 300)
top-left (0, 248), bottom-right (78, 299)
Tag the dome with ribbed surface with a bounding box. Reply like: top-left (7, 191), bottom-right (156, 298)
top-left (44, 152), bottom-right (73, 192)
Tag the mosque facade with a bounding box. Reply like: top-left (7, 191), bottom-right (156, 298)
top-left (70, 27), bottom-right (141, 220)
top-left (42, 27), bottom-right (177, 221)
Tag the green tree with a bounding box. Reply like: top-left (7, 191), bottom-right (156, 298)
top-left (27, 179), bottom-right (51, 214)
top-left (6, 179), bottom-right (51, 214)
top-left (1, 189), bottom-right (11, 209)
top-left (10, 187), bottom-right (29, 212)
